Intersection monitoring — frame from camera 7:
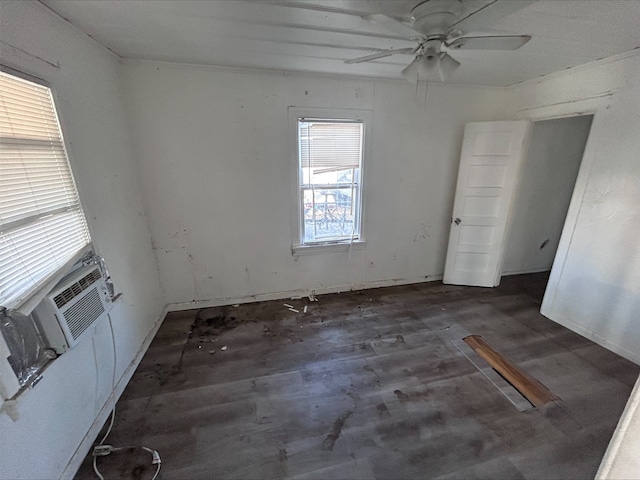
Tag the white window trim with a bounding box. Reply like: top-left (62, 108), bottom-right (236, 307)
top-left (288, 106), bottom-right (371, 255)
top-left (0, 66), bottom-right (94, 314)
top-left (0, 67), bottom-right (95, 400)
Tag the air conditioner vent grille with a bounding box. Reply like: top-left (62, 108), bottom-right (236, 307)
top-left (53, 268), bottom-right (102, 308)
top-left (63, 287), bottom-right (105, 340)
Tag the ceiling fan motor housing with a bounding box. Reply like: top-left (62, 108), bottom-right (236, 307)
top-left (421, 40), bottom-right (443, 59)
top-left (411, 0), bottom-right (462, 36)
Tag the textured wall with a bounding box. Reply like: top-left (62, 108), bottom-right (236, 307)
top-left (122, 61), bottom-right (506, 308)
top-left (508, 52), bottom-right (640, 364)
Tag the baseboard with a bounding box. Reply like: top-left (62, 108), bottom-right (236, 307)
top-left (60, 304), bottom-right (169, 479)
top-left (168, 275), bottom-right (443, 312)
top-left (540, 309), bottom-right (640, 366)
top-left (502, 267), bottom-right (551, 276)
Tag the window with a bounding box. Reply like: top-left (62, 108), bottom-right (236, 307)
top-left (292, 108), bottom-right (369, 250)
top-left (0, 70), bottom-right (91, 311)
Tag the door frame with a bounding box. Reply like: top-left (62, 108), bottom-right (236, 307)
top-left (513, 93), bottom-right (613, 316)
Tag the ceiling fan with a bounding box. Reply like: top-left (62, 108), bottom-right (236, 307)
top-left (345, 0), bottom-right (531, 82)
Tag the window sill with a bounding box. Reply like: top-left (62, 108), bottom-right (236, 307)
top-left (292, 241), bottom-right (366, 256)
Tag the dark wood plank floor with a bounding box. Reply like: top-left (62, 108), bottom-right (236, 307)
top-left (76, 274), bottom-right (639, 479)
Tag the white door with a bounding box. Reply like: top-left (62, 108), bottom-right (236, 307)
top-left (443, 121), bottom-right (531, 287)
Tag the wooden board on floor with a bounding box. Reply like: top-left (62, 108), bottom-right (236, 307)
top-left (463, 334), bottom-right (560, 408)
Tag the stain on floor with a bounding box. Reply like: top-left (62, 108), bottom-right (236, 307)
top-left (322, 410), bottom-right (353, 451)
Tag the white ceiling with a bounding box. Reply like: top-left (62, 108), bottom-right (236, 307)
top-left (43, 0), bottom-right (640, 87)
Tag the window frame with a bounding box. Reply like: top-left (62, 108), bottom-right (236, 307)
top-left (0, 65), bottom-right (93, 315)
top-left (0, 66), bottom-right (95, 399)
top-left (289, 107), bottom-right (371, 255)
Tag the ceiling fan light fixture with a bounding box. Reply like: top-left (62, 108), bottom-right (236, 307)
top-left (422, 46), bottom-right (439, 62)
top-left (402, 47), bottom-right (443, 84)
top-left (438, 52), bottom-right (461, 81)
top-left (401, 57), bottom-right (421, 83)
top-left (416, 49), bottom-right (440, 79)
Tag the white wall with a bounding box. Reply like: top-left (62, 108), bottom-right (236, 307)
top-left (506, 50), bottom-right (640, 365)
top-left (597, 375), bottom-right (640, 479)
top-left (121, 61), bottom-right (506, 308)
top-left (502, 115), bottom-right (592, 275)
top-left (0, 2), bottom-right (164, 479)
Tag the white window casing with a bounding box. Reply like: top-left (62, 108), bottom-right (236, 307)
top-left (289, 107), bottom-right (371, 255)
top-left (0, 70), bottom-right (91, 311)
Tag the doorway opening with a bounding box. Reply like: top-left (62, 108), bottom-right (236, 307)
top-left (502, 114), bottom-right (594, 301)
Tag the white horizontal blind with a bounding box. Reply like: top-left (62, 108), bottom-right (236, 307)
top-left (299, 120), bottom-right (362, 171)
top-left (298, 119), bottom-right (363, 244)
top-left (0, 71), bottom-right (90, 309)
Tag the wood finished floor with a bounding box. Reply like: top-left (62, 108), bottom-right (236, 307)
top-left (76, 274), bottom-right (640, 480)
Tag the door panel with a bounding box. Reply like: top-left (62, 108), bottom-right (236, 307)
top-left (443, 121), bottom-right (531, 287)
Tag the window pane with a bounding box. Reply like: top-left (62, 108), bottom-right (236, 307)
top-left (302, 166), bottom-right (358, 186)
top-left (303, 186), bottom-right (359, 243)
top-left (298, 118), bottom-right (364, 245)
top-left (0, 209), bottom-right (90, 306)
top-left (0, 71), bottom-right (91, 309)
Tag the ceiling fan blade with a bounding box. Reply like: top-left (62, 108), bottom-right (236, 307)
top-left (447, 35), bottom-right (531, 51)
top-left (451, 0), bottom-right (536, 32)
top-left (362, 13), bottom-right (421, 38)
top-left (344, 48), bottom-right (414, 64)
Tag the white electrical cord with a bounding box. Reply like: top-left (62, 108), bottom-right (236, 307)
top-left (97, 407), bottom-right (116, 447)
top-left (97, 313), bottom-right (117, 446)
top-left (93, 442), bottom-right (161, 480)
top-left (92, 314), bottom-right (162, 480)
top-left (105, 312), bottom-right (117, 440)
top-left (92, 406), bottom-right (115, 480)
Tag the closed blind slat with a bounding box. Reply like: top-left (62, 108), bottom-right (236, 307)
top-left (298, 121), bottom-right (363, 170)
top-left (0, 71), bottom-right (91, 309)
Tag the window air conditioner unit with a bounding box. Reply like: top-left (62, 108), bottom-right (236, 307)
top-left (32, 264), bottom-right (113, 354)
